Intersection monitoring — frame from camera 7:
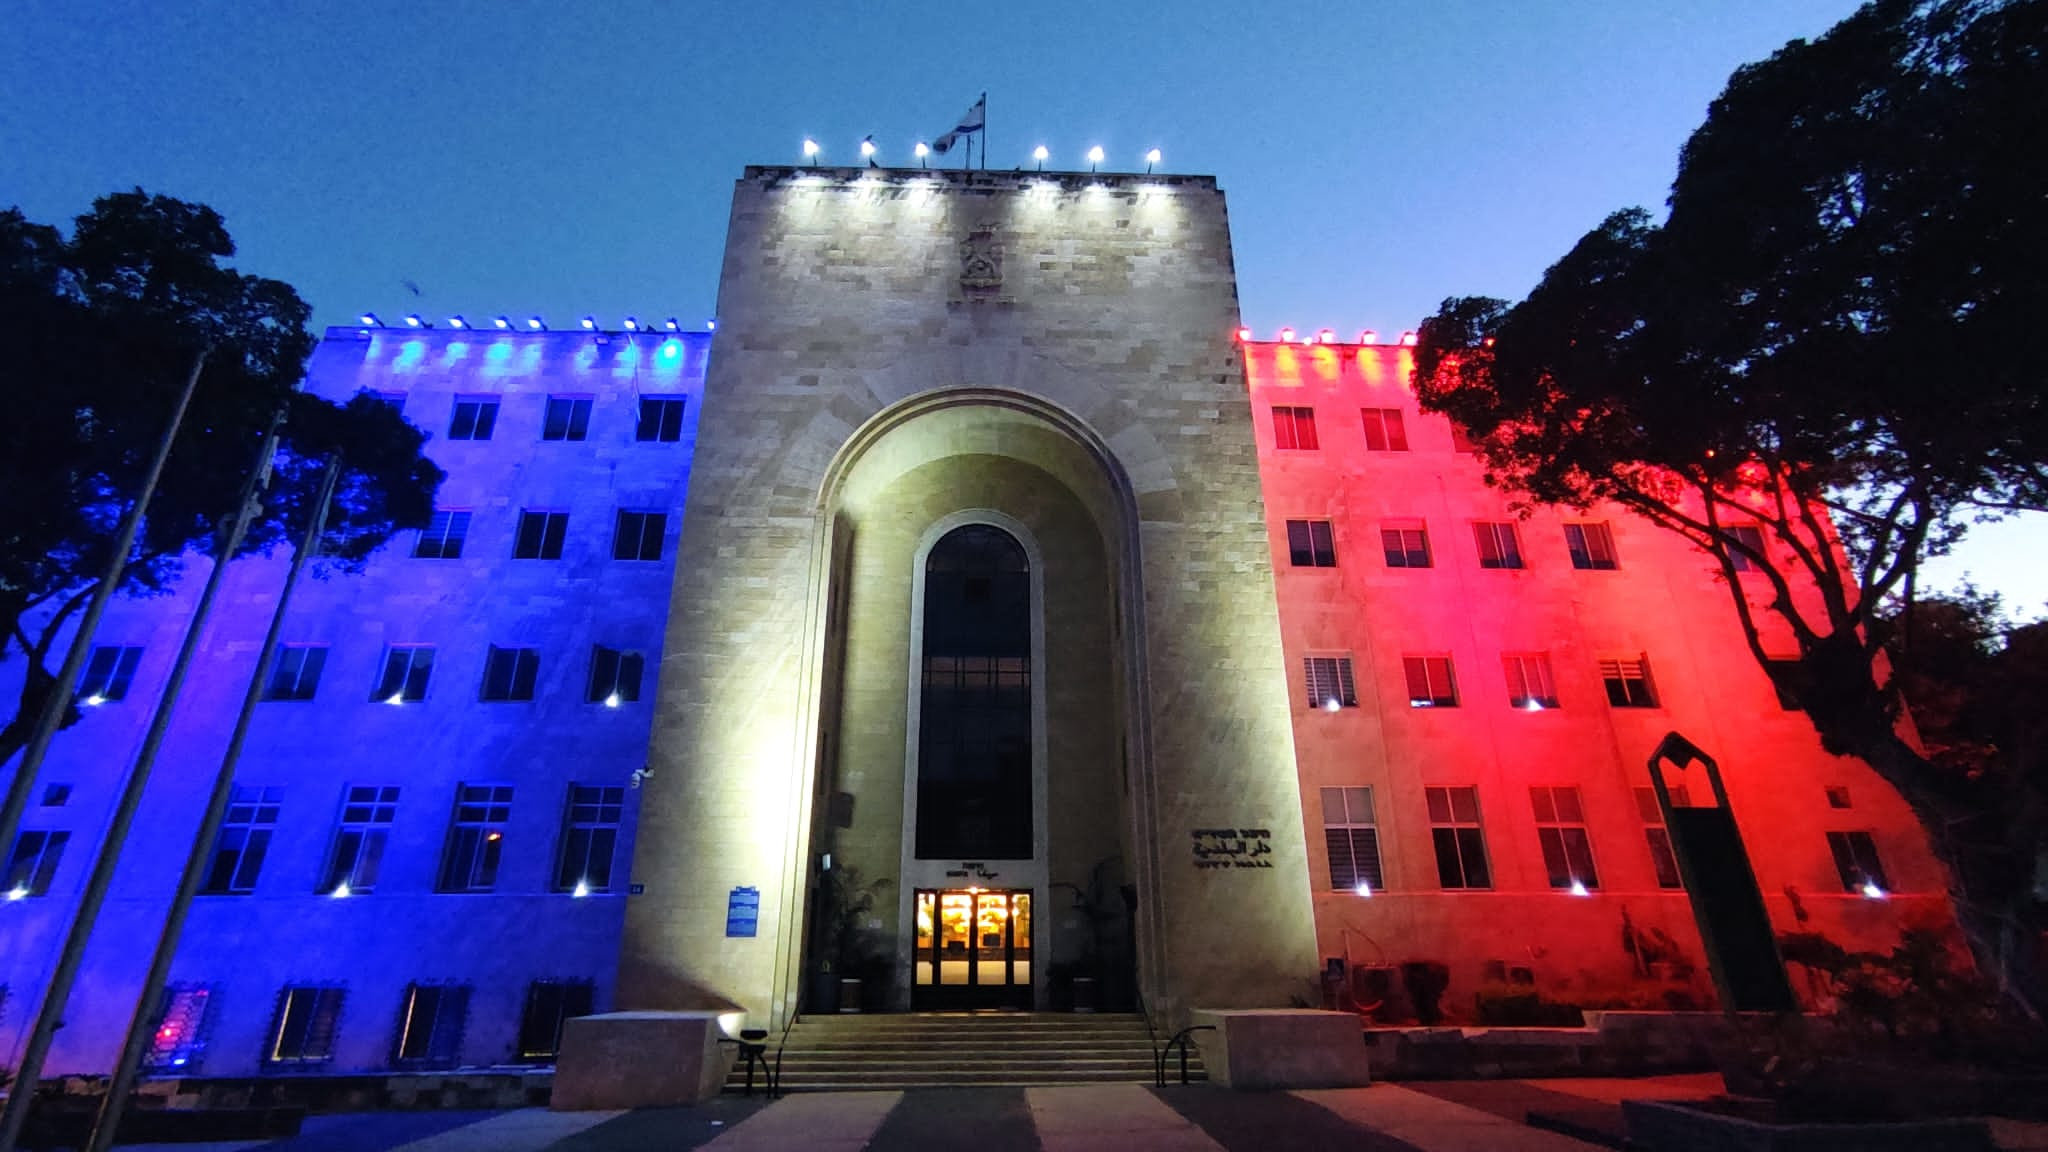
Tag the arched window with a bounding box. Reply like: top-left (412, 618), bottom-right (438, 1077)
top-left (916, 525), bottom-right (1032, 860)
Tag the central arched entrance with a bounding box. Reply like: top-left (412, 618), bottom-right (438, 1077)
top-left (803, 390), bottom-right (1147, 1013)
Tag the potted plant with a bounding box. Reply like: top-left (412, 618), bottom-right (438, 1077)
top-left (816, 865), bottom-right (891, 1014)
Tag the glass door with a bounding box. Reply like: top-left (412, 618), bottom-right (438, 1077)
top-left (912, 888), bottom-right (1032, 1008)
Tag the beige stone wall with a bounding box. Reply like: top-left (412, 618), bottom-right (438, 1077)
top-left (621, 168), bottom-right (1318, 1026)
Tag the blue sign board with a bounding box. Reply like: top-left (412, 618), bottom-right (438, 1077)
top-left (725, 886), bottom-right (760, 938)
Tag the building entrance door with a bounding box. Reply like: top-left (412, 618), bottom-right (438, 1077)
top-left (912, 889), bottom-right (1032, 1009)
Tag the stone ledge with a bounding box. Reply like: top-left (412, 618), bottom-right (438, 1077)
top-left (1191, 1008), bottom-right (1371, 1090)
top-left (551, 1011), bottom-right (732, 1111)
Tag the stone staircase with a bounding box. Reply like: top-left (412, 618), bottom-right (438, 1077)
top-left (728, 1012), bottom-right (1201, 1093)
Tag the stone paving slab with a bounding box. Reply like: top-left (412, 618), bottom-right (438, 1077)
top-left (693, 1090), bottom-right (899, 1152)
top-left (1155, 1083), bottom-right (1420, 1151)
top-left (1299, 1084), bottom-right (1607, 1152)
top-left (867, 1086), bottom-right (1039, 1152)
top-left (1030, 1084), bottom-right (1223, 1151)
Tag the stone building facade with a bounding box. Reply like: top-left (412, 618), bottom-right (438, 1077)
top-left (0, 165), bottom-right (1947, 1080)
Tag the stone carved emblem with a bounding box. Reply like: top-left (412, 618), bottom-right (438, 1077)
top-left (959, 226), bottom-right (1003, 296)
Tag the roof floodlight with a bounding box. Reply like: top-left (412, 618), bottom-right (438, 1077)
top-left (624, 316), bottom-right (640, 331)
top-left (1278, 327), bottom-right (1296, 342)
top-left (803, 138), bottom-right (820, 165)
top-left (860, 137), bottom-right (876, 159)
top-left (1087, 145), bottom-right (1104, 172)
top-left (359, 312), bottom-right (381, 327)
top-left (1032, 144), bottom-right (1049, 170)
top-left (1145, 147), bottom-right (1161, 173)
top-left (493, 315), bottom-right (512, 330)
top-left (527, 316), bottom-right (546, 331)
top-left (448, 315), bottom-right (467, 329)
top-left (663, 317), bottom-right (680, 331)
top-left (404, 314), bottom-right (423, 328)
top-left (580, 316), bottom-right (598, 331)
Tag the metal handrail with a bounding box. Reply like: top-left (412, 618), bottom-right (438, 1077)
top-left (1154, 1024), bottom-right (1215, 1087)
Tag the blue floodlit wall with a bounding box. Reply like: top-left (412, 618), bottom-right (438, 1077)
top-left (0, 324), bottom-right (707, 1077)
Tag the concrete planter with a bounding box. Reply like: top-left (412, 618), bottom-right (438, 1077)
top-left (1621, 1100), bottom-right (1994, 1152)
top-left (838, 977), bottom-right (864, 1013)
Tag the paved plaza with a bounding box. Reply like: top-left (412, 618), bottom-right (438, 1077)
top-left (101, 1076), bottom-right (2048, 1152)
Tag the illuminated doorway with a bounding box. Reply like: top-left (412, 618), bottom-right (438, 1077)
top-left (912, 888), bottom-right (1033, 1008)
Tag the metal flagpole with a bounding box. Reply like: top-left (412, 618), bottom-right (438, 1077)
top-left (0, 348), bottom-right (208, 871)
top-left (85, 455), bottom-right (341, 1152)
top-left (0, 405), bottom-right (281, 1152)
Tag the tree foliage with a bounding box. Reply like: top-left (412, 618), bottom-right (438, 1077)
top-left (1413, 0), bottom-right (2048, 1013)
top-left (0, 191), bottom-right (442, 761)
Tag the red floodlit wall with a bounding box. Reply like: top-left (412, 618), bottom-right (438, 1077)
top-left (1244, 339), bottom-right (1953, 1016)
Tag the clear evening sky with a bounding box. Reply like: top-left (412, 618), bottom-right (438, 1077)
top-left (4, 1), bottom-right (2038, 617)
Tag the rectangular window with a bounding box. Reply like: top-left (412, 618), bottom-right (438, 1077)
top-left (636, 396), bottom-right (687, 442)
top-left (1502, 653), bottom-right (1559, 710)
top-left (374, 391), bottom-right (405, 412)
top-left (1426, 786), bottom-right (1492, 890)
top-left (1766, 658), bottom-right (1803, 711)
top-left (1828, 830), bottom-right (1891, 893)
top-left (1381, 525), bottom-right (1432, 568)
top-left (1284, 519), bottom-right (1337, 567)
top-left (1303, 656), bottom-right (1358, 710)
top-left (588, 646), bottom-right (645, 704)
top-left (320, 786), bottom-right (399, 895)
top-left (1600, 656), bottom-right (1658, 708)
top-left (1320, 786), bottom-right (1383, 893)
top-left (79, 644), bottom-right (144, 702)
top-left (41, 783), bottom-right (71, 807)
top-left (438, 784), bottom-right (513, 893)
top-left (1565, 522), bottom-right (1619, 570)
top-left (263, 643), bottom-right (328, 702)
top-left (1271, 405), bottom-right (1319, 450)
top-left (202, 786), bottom-right (281, 895)
top-left (413, 510), bottom-right (471, 559)
top-left (612, 510), bottom-right (666, 561)
top-left (480, 645), bottom-right (539, 702)
top-left (1635, 785), bottom-right (1687, 890)
top-left (1473, 522), bottom-right (1524, 569)
top-left (267, 986), bottom-right (343, 1065)
top-left (447, 397), bottom-right (499, 441)
top-left (514, 510), bottom-right (568, 560)
top-left (4, 830), bottom-right (70, 897)
top-left (1360, 407), bottom-right (1409, 452)
top-left (1530, 785), bottom-right (1600, 890)
top-left (1450, 421), bottom-right (1480, 453)
top-left (1403, 655), bottom-right (1458, 708)
top-left (393, 983), bottom-right (470, 1067)
top-left (516, 979), bottom-right (595, 1062)
top-left (555, 785), bottom-right (625, 893)
top-left (373, 645), bottom-right (435, 703)
top-left (1825, 785), bottom-right (1852, 809)
top-left (542, 396), bottom-right (592, 441)
top-left (1726, 524), bottom-right (1768, 572)
top-left (145, 985), bottom-right (212, 1072)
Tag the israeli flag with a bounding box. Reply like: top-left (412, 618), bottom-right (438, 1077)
top-left (933, 94), bottom-right (986, 154)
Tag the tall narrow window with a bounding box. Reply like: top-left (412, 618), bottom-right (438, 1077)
top-left (267, 986), bottom-right (343, 1065)
top-left (264, 643), bottom-right (327, 702)
top-left (413, 511), bottom-right (471, 559)
top-left (1473, 522), bottom-right (1524, 569)
top-left (514, 510), bottom-right (568, 560)
top-left (1271, 405), bottom-right (1319, 450)
top-left (1600, 656), bottom-right (1658, 708)
top-left (1303, 656), bottom-right (1357, 710)
top-left (1828, 830), bottom-right (1891, 893)
top-left (480, 645), bottom-right (539, 702)
top-left (917, 525), bottom-right (1032, 861)
top-left (1403, 656), bottom-right (1457, 707)
top-left (1635, 785), bottom-right (1688, 890)
top-left (1285, 520), bottom-right (1337, 567)
top-left (1564, 522), bottom-right (1618, 570)
top-left (1726, 524), bottom-right (1768, 572)
top-left (1321, 786), bottom-right (1383, 893)
top-left (1502, 653), bottom-right (1559, 710)
top-left (542, 396), bottom-right (592, 441)
top-left (145, 985), bottom-right (212, 1072)
top-left (636, 396), bottom-right (687, 442)
top-left (1530, 786), bottom-right (1599, 890)
top-left (1381, 524), bottom-right (1432, 568)
top-left (439, 784), bottom-right (512, 893)
top-left (588, 646), bottom-right (645, 705)
top-left (1360, 407), bottom-right (1409, 452)
top-left (374, 645), bottom-right (435, 703)
top-left (393, 983), bottom-right (470, 1067)
top-left (321, 786), bottom-right (399, 895)
top-left (612, 510), bottom-right (666, 561)
top-left (202, 786), bottom-right (280, 895)
top-left (516, 979), bottom-right (595, 1062)
top-left (4, 830), bottom-right (69, 897)
top-left (79, 644), bottom-right (144, 702)
top-left (555, 785), bottom-right (624, 893)
top-left (1426, 786), bottom-right (1491, 890)
top-left (447, 397), bottom-right (499, 441)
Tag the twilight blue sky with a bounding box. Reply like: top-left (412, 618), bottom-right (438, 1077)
top-left (4, 0), bottom-right (2038, 615)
